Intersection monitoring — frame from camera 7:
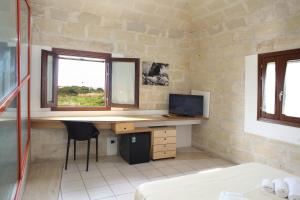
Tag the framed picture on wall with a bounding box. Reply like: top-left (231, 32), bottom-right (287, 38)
top-left (142, 61), bottom-right (169, 86)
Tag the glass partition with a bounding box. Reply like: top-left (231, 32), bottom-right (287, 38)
top-left (20, 0), bottom-right (29, 80)
top-left (0, 0), bottom-right (18, 102)
top-left (21, 81), bottom-right (28, 155)
top-left (0, 0), bottom-right (31, 199)
top-left (0, 97), bottom-right (18, 200)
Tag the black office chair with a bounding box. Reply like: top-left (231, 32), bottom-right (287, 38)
top-left (62, 121), bottom-right (100, 171)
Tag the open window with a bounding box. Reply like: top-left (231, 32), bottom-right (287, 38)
top-left (110, 58), bottom-right (139, 108)
top-left (41, 48), bottom-right (140, 111)
top-left (258, 48), bottom-right (300, 127)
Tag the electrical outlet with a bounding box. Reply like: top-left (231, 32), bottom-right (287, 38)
top-left (131, 136), bottom-right (136, 143)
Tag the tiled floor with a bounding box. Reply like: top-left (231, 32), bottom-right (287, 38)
top-left (58, 148), bottom-right (234, 200)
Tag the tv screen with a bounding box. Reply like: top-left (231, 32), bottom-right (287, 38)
top-left (169, 94), bottom-right (203, 117)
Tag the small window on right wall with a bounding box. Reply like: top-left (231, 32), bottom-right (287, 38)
top-left (258, 48), bottom-right (300, 127)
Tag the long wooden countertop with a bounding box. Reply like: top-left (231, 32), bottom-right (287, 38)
top-left (31, 115), bottom-right (204, 129)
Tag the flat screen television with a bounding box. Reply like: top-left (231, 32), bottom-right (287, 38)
top-left (169, 94), bottom-right (203, 117)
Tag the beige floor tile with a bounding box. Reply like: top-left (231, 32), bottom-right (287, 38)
top-left (116, 192), bottom-right (135, 200)
top-left (114, 162), bottom-right (131, 168)
top-left (117, 165), bottom-right (139, 174)
top-left (22, 161), bottom-right (63, 200)
top-left (183, 170), bottom-right (199, 175)
top-left (80, 169), bottom-right (102, 180)
top-left (87, 186), bottom-right (114, 200)
top-left (62, 171), bottom-right (82, 183)
top-left (101, 156), bottom-right (124, 163)
top-left (77, 163), bottom-right (98, 171)
top-left (141, 169), bottom-right (164, 179)
top-left (63, 163), bottom-right (78, 173)
top-left (167, 173), bottom-right (185, 178)
top-left (61, 180), bottom-right (85, 193)
top-left (96, 162), bottom-right (116, 170)
top-left (110, 182), bottom-right (135, 195)
top-left (83, 177), bottom-right (108, 189)
top-left (123, 171), bottom-right (146, 182)
top-left (27, 147), bottom-right (235, 200)
top-left (101, 197), bottom-right (117, 200)
top-left (148, 176), bottom-right (168, 182)
top-left (158, 167), bottom-right (180, 176)
top-left (172, 164), bottom-right (195, 173)
top-left (100, 167), bottom-right (121, 175)
top-left (62, 190), bottom-right (89, 200)
top-left (151, 161), bottom-right (169, 169)
top-left (104, 173), bottom-right (128, 185)
top-left (129, 179), bottom-right (148, 188)
top-left (134, 163), bottom-right (155, 171)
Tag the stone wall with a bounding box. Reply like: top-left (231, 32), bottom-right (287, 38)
top-left (190, 0), bottom-right (300, 176)
top-left (31, 0), bottom-right (300, 174)
top-left (31, 0), bottom-right (193, 110)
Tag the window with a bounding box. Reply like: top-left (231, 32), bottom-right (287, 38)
top-left (111, 58), bottom-right (140, 108)
top-left (258, 48), bottom-right (300, 127)
top-left (41, 48), bottom-right (140, 111)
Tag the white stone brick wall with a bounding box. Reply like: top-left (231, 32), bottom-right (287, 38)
top-left (31, 0), bottom-right (193, 110)
top-left (190, 0), bottom-right (300, 176)
top-left (30, 0), bottom-right (300, 175)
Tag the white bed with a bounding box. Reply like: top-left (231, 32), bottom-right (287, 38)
top-left (135, 162), bottom-right (297, 200)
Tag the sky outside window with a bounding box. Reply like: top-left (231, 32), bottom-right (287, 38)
top-left (58, 58), bottom-right (105, 90)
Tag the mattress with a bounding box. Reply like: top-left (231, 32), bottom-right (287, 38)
top-left (135, 162), bottom-right (296, 200)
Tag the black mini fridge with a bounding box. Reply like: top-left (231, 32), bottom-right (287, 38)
top-left (119, 132), bottom-right (151, 164)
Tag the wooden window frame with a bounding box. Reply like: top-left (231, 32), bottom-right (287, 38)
top-left (110, 58), bottom-right (140, 109)
top-left (41, 48), bottom-right (141, 111)
top-left (41, 48), bottom-right (112, 111)
top-left (41, 50), bottom-right (58, 108)
top-left (257, 48), bottom-right (300, 128)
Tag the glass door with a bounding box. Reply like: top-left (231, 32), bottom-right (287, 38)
top-left (0, 98), bottom-right (18, 200)
top-left (0, 0), bottom-right (31, 199)
top-left (19, 0), bottom-right (30, 169)
top-left (0, 0), bottom-right (19, 199)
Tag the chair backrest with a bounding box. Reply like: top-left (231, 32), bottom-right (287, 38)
top-left (62, 121), bottom-right (98, 140)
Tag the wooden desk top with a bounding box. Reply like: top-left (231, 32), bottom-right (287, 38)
top-left (31, 115), bottom-right (203, 123)
top-left (31, 115), bottom-right (204, 129)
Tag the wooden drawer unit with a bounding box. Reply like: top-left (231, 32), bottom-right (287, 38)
top-left (152, 144), bottom-right (176, 152)
top-left (153, 129), bottom-right (176, 138)
top-left (153, 137), bottom-right (176, 145)
top-left (151, 127), bottom-right (176, 160)
top-left (112, 123), bottom-right (135, 133)
top-left (153, 150), bottom-right (176, 160)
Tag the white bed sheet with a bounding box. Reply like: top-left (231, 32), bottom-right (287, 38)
top-left (135, 162), bottom-right (296, 200)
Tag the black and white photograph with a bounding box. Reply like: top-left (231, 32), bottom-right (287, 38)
top-left (142, 61), bottom-right (169, 86)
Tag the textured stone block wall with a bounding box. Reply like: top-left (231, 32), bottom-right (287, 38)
top-left (189, 0), bottom-right (300, 175)
top-left (31, 0), bottom-right (193, 110)
top-left (31, 0), bottom-right (300, 174)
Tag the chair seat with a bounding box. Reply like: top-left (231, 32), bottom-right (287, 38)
top-left (62, 121), bottom-right (100, 171)
top-left (71, 129), bottom-right (99, 141)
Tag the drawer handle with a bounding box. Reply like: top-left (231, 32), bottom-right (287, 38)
top-left (164, 131), bottom-right (167, 133)
top-left (164, 138), bottom-right (167, 140)
top-left (124, 127), bottom-right (127, 130)
top-left (164, 152), bottom-right (166, 154)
